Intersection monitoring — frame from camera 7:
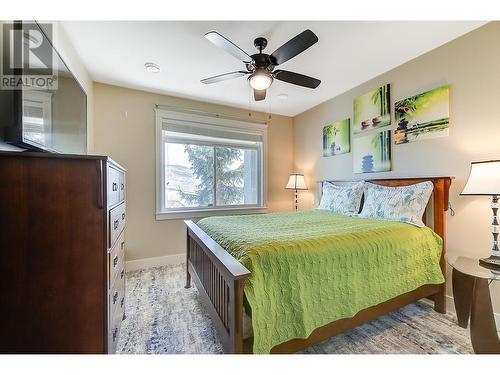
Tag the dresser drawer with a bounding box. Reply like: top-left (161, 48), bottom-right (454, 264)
top-left (107, 165), bottom-right (121, 207)
top-left (108, 297), bottom-right (124, 354)
top-left (109, 267), bottom-right (125, 318)
top-left (109, 231), bottom-right (125, 285)
top-left (109, 202), bottom-right (126, 249)
top-left (119, 171), bottom-right (125, 202)
top-left (108, 242), bottom-right (125, 354)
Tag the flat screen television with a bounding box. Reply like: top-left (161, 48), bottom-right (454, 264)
top-left (0, 20), bottom-right (87, 154)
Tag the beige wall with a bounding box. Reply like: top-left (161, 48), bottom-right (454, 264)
top-left (93, 83), bottom-right (294, 261)
top-left (293, 22), bottom-right (500, 312)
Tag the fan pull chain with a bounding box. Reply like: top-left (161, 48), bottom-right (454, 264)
top-left (248, 79), bottom-right (253, 118)
top-left (268, 84), bottom-right (272, 120)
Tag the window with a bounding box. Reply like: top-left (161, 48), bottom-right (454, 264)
top-left (156, 109), bottom-right (266, 219)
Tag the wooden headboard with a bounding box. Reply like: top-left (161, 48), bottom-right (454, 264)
top-left (318, 177), bottom-right (453, 309)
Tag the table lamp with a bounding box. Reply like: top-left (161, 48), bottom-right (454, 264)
top-left (285, 173), bottom-right (308, 211)
top-left (461, 160), bottom-right (500, 269)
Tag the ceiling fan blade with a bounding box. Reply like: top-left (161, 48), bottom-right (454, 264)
top-left (274, 70), bottom-right (321, 89)
top-left (254, 89), bottom-right (266, 101)
top-left (270, 29), bottom-right (318, 65)
top-left (205, 31), bottom-right (252, 64)
top-left (201, 71), bottom-right (248, 84)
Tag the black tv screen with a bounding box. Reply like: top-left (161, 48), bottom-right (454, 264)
top-left (0, 21), bottom-right (87, 154)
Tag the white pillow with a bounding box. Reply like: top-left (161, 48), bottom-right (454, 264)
top-left (318, 181), bottom-right (365, 215)
top-left (358, 181), bottom-right (433, 227)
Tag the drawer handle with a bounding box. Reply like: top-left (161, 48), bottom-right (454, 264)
top-left (113, 291), bottom-right (118, 304)
top-left (113, 220), bottom-right (119, 230)
top-left (121, 241), bottom-right (125, 250)
top-left (112, 182), bottom-right (118, 191)
top-left (113, 255), bottom-right (119, 267)
top-left (121, 269), bottom-right (124, 279)
top-left (112, 327), bottom-right (118, 342)
top-left (121, 183), bottom-right (124, 191)
top-left (122, 212), bottom-right (125, 220)
top-left (120, 297), bottom-right (124, 308)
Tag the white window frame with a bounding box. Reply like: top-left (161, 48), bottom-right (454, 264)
top-left (155, 108), bottom-right (268, 220)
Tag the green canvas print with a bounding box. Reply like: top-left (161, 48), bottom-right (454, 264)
top-left (353, 129), bottom-right (391, 173)
top-left (353, 84), bottom-right (391, 134)
top-left (394, 85), bottom-right (450, 144)
top-left (323, 118), bottom-right (350, 157)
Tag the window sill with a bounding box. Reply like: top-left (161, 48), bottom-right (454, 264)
top-left (155, 206), bottom-right (268, 221)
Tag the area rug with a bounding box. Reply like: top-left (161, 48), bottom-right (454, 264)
top-left (116, 264), bottom-right (472, 354)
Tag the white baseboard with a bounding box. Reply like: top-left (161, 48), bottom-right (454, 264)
top-left (445, 294), bottom-right (500, 328)
top-left (125, 253), bottom-right (185, 272)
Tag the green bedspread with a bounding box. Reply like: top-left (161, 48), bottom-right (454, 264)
top-left (197, 210), bottom-right (444, 353)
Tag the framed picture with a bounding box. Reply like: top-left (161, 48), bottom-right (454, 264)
top-left (353, 84), bottom-right (391, 134)
top-left (323, 118), bottom-right (350, 157)
top-left (353, 130), bottom-right (391, 173)
top-left (394, 85), bottom-right (450, 144)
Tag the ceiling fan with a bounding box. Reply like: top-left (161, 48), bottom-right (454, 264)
top-left (201, 29), bottom-right (321, 101)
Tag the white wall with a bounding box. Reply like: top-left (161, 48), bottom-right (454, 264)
top-left (293, 22), bottom-right (500, 312)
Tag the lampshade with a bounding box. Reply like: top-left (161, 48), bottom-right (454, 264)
top-left (461, 160), bottom-right (500, 196)
top-left (285, 173), bottom-right (308, 190)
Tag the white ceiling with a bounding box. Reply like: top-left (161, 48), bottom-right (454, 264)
top-left (61, 21), bottom-right (486, 117)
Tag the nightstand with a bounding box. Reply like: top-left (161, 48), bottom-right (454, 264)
top-left (446, 253), bottom-right (500, 354)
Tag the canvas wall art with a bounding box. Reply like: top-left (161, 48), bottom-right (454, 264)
top-left (323, 118), bottom-right (350, 157)
top-left (353, 84), bottom-right (391, 134)
top-left (353, 130), bottom-right (391, 173)
top-left (394, 85), bottom-right (450, 144)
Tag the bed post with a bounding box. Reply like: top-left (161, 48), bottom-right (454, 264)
top-left (432, 177), bottom-right (452, 314)
top-left (229, 278), bottom-right (246, 353)
top-left (185, 227), bottom-right (191, 289)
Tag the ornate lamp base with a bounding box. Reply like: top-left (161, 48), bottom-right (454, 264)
top-left (479, 195), bottom-right (500, 269)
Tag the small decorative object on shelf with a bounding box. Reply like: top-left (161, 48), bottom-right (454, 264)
top-left (285, 173), bottom-right (308, 211)
top-left (461, 160), bottom-right (500, 269)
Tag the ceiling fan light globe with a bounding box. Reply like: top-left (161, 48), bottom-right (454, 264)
top-left (249, 72), bottom-right (273, 90)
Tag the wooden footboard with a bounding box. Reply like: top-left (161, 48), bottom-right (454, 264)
top-left (184, 220), bottom-right (250, 353)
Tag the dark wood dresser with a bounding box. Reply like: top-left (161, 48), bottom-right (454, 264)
top-left (0, 151), bottom-right (126, 353)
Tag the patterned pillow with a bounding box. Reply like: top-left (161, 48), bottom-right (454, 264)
top-left (358, 181), bottom-right (433, 227)
top-left (318, 181), bottom-right (365, 215)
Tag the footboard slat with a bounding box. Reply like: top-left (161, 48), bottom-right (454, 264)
top-left (190, 237), bottom-right (232, 333)
top-left (185, 221), bottom-right (250, 353)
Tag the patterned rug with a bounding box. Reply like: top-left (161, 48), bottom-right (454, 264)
top-left (116, 264), bottom-right (472, 354)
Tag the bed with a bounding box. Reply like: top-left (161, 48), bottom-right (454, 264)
top-left (184, 177), bottom-right (452, 353)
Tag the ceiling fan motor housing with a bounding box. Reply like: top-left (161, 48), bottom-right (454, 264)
top-left (249, 37), bottom-right (274, 72)
top-left (250, 53), bottom-right (274, 72)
